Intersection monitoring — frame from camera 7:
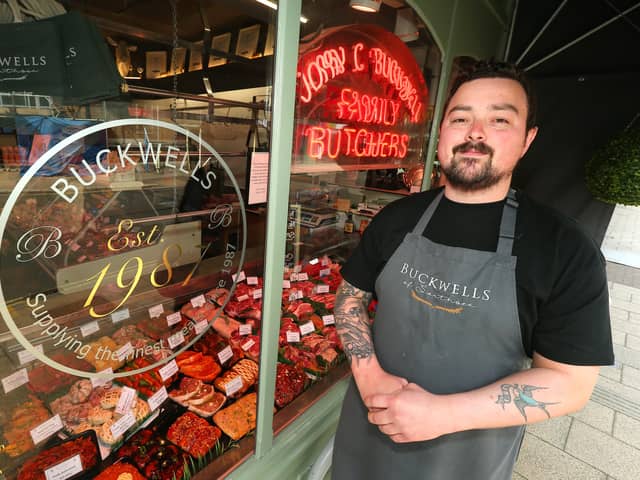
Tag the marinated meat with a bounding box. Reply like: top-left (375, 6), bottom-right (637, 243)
top-left (167, 412), bottom-right (221, 457)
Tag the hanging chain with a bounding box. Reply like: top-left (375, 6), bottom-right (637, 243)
top-left (170, 0), bottom-right (179, 120)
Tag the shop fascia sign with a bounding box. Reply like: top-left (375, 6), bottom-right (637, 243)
top-left (0, 119), bottom-right (247, 380)
top-left (295, 26), bottom-right (429, 161)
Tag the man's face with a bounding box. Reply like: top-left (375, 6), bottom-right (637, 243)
top-left (437, 78), bottom-right (537, 191)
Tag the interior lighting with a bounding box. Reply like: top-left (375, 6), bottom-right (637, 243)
top-left (349, 0), bottom-right (382, 13)
top-left (255, 0), bottom-right (309, 23)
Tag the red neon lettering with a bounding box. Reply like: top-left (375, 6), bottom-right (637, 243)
top-left (307, 127), bottom-right (326, 159)
top-left (388, 133), bottom-right (399, 157)
top-left (326, 129), bottom-right (341, 159)
top-left (399, 134), bottom-right (409, 157)
top-left (336, 88), bottom-right (400, 126)
top-left (343, 128), bottom-right (357, 154)
top-left (379, 132), bottom-right (391, 157)
top-left (298, 47), bottom-right (346, 104)
top-left (352, 42), bottom-right (366, 72)
top-left (365, 131), bottom-right (378, 157)
top-left (300, 127), bottom-right (408, 160)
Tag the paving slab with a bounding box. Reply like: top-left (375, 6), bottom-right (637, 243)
top-left (596, 376), bottom-right (640, 404)
top-left (525, 415), bottom-right (572, 448)
top-left (626, 333), bottom-right (640, 351)
top-left (610, 306), bottom-right (630, 322)
top-left (515, 433), bottom-right (606, 480)
top-left (600, 364), bottom-right (622, 382)
top-left (613, 412), bottom-right (640, 449)
top-left (621, 365), bottom-right (640, 390)
top-left (570, 402), bottom-right (615, 434)
top-left (612, 329), bottom-right (626, 346)
top-left (512, 472), bottom-right (527, 480)
top-left (612, 345), bottom-right (640, 370)
top-left (565, 420), bottom-right (640, 480)
top-left (611, 318), bottom-right (640, 337)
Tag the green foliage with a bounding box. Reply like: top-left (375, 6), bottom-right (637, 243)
top-left (585, 126), bottom-right (640, 205)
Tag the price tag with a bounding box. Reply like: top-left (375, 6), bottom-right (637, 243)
top-left (239, 324), bottom-right (252, 336)
top-left (246, 276), bottom-right (258, 286)
top-left (190, 294), bottom-right (206, 308)
top-left (159, 360), bottom-right (178, 382)
top-left (309, 258), bottom-right (319, 265)
top-left (110, 412), bottom-right (136, 440)
top-left (283, 280), bottom-right (291, 289)
top-left (115, 342), bottom-right (134, 362)
top-left (91, 368), bottom-right (113, 388)
top-left (166, 312), bottom-right (182, 326)
top-left (237, 294), bottom-right (249, 302)
top-left (253, 289), bottom-right (263, 299)
top-left (168, 332), bottom-right (185, 349)
top-left (290, 273), bottom-right (298, 282)
top-left (300, 321), bottom-right (315, 336)
top-left (18, 345), bottom-right (44, 365)
top-left (321, 257), bottom-right (330, 266)
top-left (316, 284), bottom-right (330, 294)
top-left (295, 290), bottom-right (304, 300)
top-left (298, 272), bottom-right (309, 281)
top-left (322, 314), bottom-right (335, 326)
top-left (80, 321), bottom-right (100, 338)
top-left (217, 346), bottom-right (233, 365)
top-left (286, 330), bottom-right (300, 343)
top-left (194, 320), bottom-right (208, 335)
top-left (319, 268), bottom-right (331, 277)
top-left (148, 304), bottom-right (164, 318)
top-left (44, 454), bottom-right (83, 480)
top-left (148, 386), bottom-right (168, 412)
top-left (293, 264), bottom-right (302, 273)
top-left (224, 376), bottom-right (244, 397)
top-left (115, 386), bottom-right (137, 415)
top-left (30, 414), bottom-right (63, 444)
top-left (2, 368), bottom-right (28, 393)
top-left (111, 308), bottom-right (130, 323)
top-left (288, 291), bottom-right (298, 302)
top-left (232, 271), bottom-right (246, 283)
top-left (241, 338), bottom-right (256, 351)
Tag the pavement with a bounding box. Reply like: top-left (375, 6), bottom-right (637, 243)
top-left (512, 262), bottom-right (640, 479)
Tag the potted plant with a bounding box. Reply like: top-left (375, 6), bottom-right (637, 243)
top-left (585, 125), bottom-right (640, 206)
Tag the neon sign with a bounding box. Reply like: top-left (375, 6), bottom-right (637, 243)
top-left (303, 126), bottom-right (408, 159)
top-left (337, 88), bottom-right (400, 126)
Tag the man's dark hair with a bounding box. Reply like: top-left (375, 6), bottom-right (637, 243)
top-left (444, 59), bottom-right (537, 131)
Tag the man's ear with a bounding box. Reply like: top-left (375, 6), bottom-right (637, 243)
top-left (521, 127), bottom-right (538, 157)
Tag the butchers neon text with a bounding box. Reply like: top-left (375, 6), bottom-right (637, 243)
top-left (51, 143), bottom-right (217, 204)
top-left (302, 126), bottom-right (408, 159)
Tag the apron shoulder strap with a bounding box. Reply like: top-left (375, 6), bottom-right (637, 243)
top-left (412, 190), bottom-right (444, 235)
top-left (496, 188), bottom-right (518, 255)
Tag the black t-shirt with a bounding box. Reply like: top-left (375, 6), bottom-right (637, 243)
top-left (342, 187), bottom-right (614, 366)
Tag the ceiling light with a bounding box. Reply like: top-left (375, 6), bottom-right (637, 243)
top-left (255, 0), bottom-right (309, 23)
top-left (349, 0), bottom-right (382, 13)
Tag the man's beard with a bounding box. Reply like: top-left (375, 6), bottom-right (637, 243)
top-left (440, 141), bottom-right (506, 191)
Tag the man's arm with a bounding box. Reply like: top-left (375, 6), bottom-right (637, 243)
top-left (366, 351), bottom-right (599, 443)
top-left (334, 279), bottom-right (408, 401)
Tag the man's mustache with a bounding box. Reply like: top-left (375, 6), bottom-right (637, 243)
top-left (452, 141), bottom-right (494, 156)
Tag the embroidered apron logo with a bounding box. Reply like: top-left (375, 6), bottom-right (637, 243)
top-left (400, 262), bottom-right (491, 311)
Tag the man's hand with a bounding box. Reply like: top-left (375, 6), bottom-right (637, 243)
top-left (353, 363), bottom-right (408, 406)
top-left (365, 383), bottom-right (452, 443)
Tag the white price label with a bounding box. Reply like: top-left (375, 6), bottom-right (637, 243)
top-left (115, 386), bottom-right (137, 415)
top-left (217, 346), bottom-right (233, 365)
top-left (286, 330), bottom-right (300, 343)
top-left (293, 264), bottom-right (302, 273)
top-left (148, 386), bottom-right (168, 412)
top-left (194, 320), bottom-right (208, 335)
top-left (110, 412), bottom-right (136, 440)
top-left (18, 345), bottom-right (43, 365)
top-left (30, 414), bottom-right (63, 445)
top-left (166, 312), bottom-right (182, 326)
top-left (247, 276), bottom-right (259, 285)
top-left (241, 338), bottom-right (256, 351)
top-left (300, 321), bottom-right (315, 336)
top-left (148, 304), bottom-right (164, 318)
top-left (2, 368), bottom-right (28, 393)
top-left (190, 294), bottom-right (206, 307)
top-left (309, 258), bottom-right (319, 265)
top-left (44, 454), bottom-right (83, 480)
top-left (283, 280), bottom-right (291, 289)
top-left (295, 290), bottom-right (304, 300)
top-left (168, 332), bottom-right (185, 349)
top-left (252, 289), bottom-right (263, 299)
top-left (322, 314), bottom-right (335, 326)
top-left (290, 273), bottom-right (298, 282)
top-left (232, 271), bottom-right (246, 283)
top-left (115, 342), bottom-right (134, 362)
top-left (288, 291), bottom-right (298, 302)
top-left (224, 376), bottom-right (244, 396)
top-left (319, 268), bottom-right (331, 277)
top-left (159, 360), bottom-right (178, 382)
top-left (236, 294), bottom-right (249, 302)
top-left (298, 272), bottom-right (309, 281)
top-left (91, 368), bottom-right (113, 388)
top-left (239, 324), bottom-right (252, 336)
top-left (80, 321), bottom-right (100, 338)
top-left (316, 284), bottom-right (330, 294)
top-left (111, 308), bottom-right (130, 323)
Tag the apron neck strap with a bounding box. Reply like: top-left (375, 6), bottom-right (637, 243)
top-left (411, 188), bottom-right (519, 255)
top-left (496, 188), bottom-right (518, 255)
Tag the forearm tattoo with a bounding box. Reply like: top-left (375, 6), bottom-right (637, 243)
top-left (495, 384), bottom-right (559, 422)
top-left (334, 280), bottom-right (374, 365)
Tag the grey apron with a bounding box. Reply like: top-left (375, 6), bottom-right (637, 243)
top-left (333, 190), bottom-right (529, 480)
